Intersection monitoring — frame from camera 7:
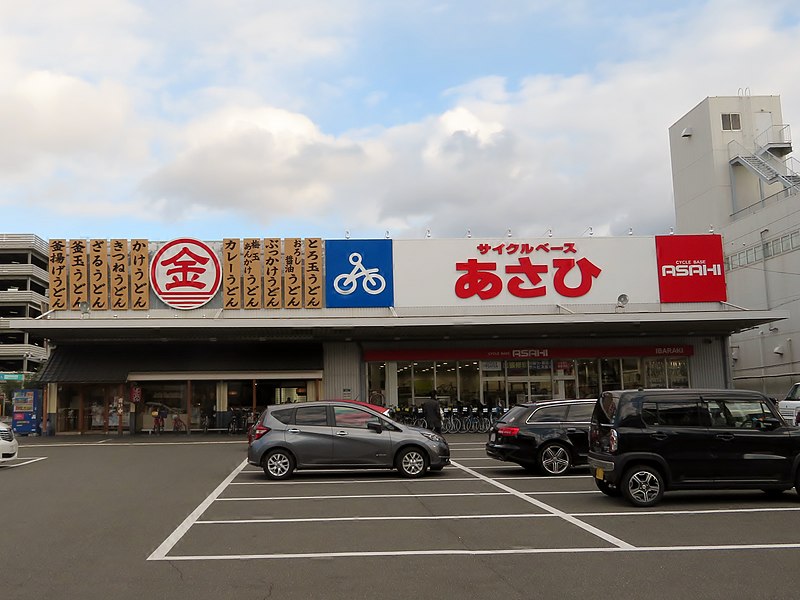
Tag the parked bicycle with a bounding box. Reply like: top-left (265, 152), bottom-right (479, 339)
top-left (172, 414), bottom-right (187, 432)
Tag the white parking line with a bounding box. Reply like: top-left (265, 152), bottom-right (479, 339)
top-left (218, 492), bottom-right (509, 501)
top-left (230, 477), bottom-right (486, 485)
top-left (147, 458), bottom-right (248, 561)
top-left (0, 457), bottom-right (47, 468)
top-left (198, 513), bottom-right (551, 524)
top-left (146, 542), bottom-right (800, 562)
top-left (451, 460), bottom-right (635, 549)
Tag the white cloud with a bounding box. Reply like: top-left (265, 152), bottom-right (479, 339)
top-left (4, 0), bottom-right (800, 242)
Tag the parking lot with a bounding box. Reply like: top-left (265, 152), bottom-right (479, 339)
top-left (3, 435), bottom-right (800, 600)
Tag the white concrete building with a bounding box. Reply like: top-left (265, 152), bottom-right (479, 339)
top-left (670, 94), bottom-right (800, 396)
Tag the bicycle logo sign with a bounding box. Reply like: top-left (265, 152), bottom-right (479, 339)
top-left (333, 252), bottom-right (387, 295)
top-left (325, 239), bottom-right (393, 308)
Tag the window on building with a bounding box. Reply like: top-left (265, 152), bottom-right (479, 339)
top-left (792, 231), bottom-right (800, 249)
top-left (782, 235), bottom-right (792, 252)
top-left (435, 361), bottom-right (457, 404)
top-left (458, 361), bottom-right (480, 404)
top-left (721, 113), bottom-right (741, 131)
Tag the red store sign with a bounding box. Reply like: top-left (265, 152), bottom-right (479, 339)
top-left (150, 238), bottom-right (222, 310)
top-left (364, 346), bottom-right (694, 362)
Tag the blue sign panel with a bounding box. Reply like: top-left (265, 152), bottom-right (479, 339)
top-left (325, 239), bottom-right (394, 308)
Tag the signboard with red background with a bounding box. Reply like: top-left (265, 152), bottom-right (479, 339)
top-left (655, 234), bottom-right (726, 302)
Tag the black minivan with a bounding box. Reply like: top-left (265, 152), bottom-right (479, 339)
top-left (588, 389), bottom-right (800, 507)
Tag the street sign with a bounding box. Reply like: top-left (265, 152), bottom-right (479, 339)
top-left (0, 373), bottom-right (24, 381)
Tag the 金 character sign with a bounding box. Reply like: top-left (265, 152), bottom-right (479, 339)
top-left (151, 238), bottom-right (222, 309)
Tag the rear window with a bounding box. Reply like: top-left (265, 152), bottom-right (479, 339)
top-left (529, 405), bottom-right (568, 423)
top-left (271, 408), bottom-right (293, 425)
top-left (294, 406), bottom-right (328, 426)
top-left (499, 405), bottom-right (531, 424)
top-left (566, 403), bottom-right (594, 422)
top-left (598, 392), bottom-right (618, 422)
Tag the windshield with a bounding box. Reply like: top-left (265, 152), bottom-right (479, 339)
top-left (785, 384), bottom-right (800, 401)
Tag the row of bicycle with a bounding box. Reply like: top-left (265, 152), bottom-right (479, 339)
top-left (391, 406), bottom-right (504, 434)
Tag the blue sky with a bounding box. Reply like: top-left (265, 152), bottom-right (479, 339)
top-left (2, 0), bottom-right (800, 242)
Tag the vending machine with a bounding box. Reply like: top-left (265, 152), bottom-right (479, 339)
top-left (12, 389), bottom-right (42, 435)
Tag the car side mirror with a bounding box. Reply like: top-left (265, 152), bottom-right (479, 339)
top-left (367, 421), bottom-right (383, 433)
top-left (762, 417), bottom-right (781, 431)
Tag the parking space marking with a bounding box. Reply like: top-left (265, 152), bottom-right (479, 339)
top-left (230, 476), bottom-right (486, 485)
top-left (197, 513), bottom-right (552, 524)
top-left (0, 457), bottom-right (47, 468)
top-left (451, 460), bottom-right (635, 549)
top-left (218, 492), bottom-right (509, 501)
top-left (147, 542), bottom-right (800, 562)
top-left (575, 506), bottom-right (800, 517)
top-left (147, 458), bottom-right (248, 561)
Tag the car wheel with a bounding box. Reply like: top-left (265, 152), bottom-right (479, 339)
top-left (396, 447), bottom-right (429, 478)
top-left (622, 465), bottom-right (664, 507)
top-left (595, 478), bottom-right (621, 497)
top-left (262, 449), bottom-right (295, 480)
top-left (538, 443), bottom-right (572, 475)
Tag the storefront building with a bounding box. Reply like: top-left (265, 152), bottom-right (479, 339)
top-left (13, 233), bottom-right (784, 435)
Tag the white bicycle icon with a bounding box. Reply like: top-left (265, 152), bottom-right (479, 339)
top-left (333, 252), bottom-right (387, 295)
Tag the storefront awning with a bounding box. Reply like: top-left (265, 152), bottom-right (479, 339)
top-left (35, 342), bottom-right (323, 384)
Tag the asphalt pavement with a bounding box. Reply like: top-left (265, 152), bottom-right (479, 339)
top-left (2, 432), bottom-right (800, 600)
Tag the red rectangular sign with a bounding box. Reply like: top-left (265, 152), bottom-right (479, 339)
top-left (655, 234), bottom-right (726, 303)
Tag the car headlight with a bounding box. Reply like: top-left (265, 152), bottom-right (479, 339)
top-left (420, 431), bottom-right (443, 444)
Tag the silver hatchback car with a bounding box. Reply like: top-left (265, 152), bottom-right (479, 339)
top-left (247, 401), bottom-right (450, 480)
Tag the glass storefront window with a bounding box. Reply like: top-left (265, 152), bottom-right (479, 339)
top-left (529, 360), bottom-right (552, 378)
top-left (601, 359), bottom-right (622, 391)
top-left (507, 361), bottom-right (528, 377)
top-left (413, 361), bottom-right (435, 403)
top-left (481, 360), bottom-right (504, 376)
top-left (435, 361), bottom-right (457, 405)
top-left (367, 362), bottom-right (387, 405)
top-left (622, 358), bottom-right (642, 389)
top-left (458, 361), bottom-right (480, 405)
top-left (554, 360), bottom-right (575, 377)
top-left (191, 381), bottom-right (216, 428)
top-left (667, 358), bottom-right (689, 388)
top-left (397, 361), bottom-right (413, 408)
top-left (483, 379), bottom-right (506, 409)
top-left (577, 359), bottom-right (599, 399)
top-left (645, 358), bottom-right (667, 388)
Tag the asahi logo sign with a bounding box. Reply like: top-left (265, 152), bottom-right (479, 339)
top-left (151, 238), bottom-right (222, 309)
top-left (655, 234), bottom-right (726, 303)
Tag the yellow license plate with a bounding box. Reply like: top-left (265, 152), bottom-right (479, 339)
top-left (595, 468), bottom-right (604, 480)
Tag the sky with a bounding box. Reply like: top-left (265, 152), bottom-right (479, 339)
top-left (2, 0), bottom-right (800, 243)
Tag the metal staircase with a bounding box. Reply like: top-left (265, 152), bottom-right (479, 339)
top-left (729, 126), bottom-right (800, 191)
top-left (731, 153), bottom-right (800, 189)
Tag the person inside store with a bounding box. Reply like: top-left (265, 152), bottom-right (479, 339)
top-left (423, 390), bottom-right (443, 435)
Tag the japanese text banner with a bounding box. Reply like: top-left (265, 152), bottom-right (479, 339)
top-left (392, 238), bottom-right (661, 307)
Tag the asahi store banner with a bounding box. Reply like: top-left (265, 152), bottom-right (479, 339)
top-left (392, 237), bottom-right (662, 307)
top-left (391, 235), bottom-right (726, 307)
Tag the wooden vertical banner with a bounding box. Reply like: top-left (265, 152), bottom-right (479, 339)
top-left (89, 239), bottom-right (109, 310)
top-left (304, 238), bottom-right (323, 308)
top-left (68, 239), bottom-right (88, 310)
top-left (283, 238), bottom-right (303, 308)
top-left (243, 238), bottom-right (262, 309)
top-left (110, 239), bottom-right (129, 310)
top-left (222, 238), bottom-right (241, 309)
top-left (48, 239), bottom-right (68, 311)
top-left (130, 239), bottom-right (149, 310)
top-left (263, 238), bottom-right (282, 308)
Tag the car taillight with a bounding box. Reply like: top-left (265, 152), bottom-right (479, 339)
top-left (252, 424), bottom-right (271, 441)
top-left (497, 426), bottom-right (520, 437)
top-left (609, 429), bottom-right (618, 453)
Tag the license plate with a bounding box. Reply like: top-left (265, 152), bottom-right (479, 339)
top-left (489, 433), bottom-right (496, 442)
top-left (595, 468), bottom-right (604, 480)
